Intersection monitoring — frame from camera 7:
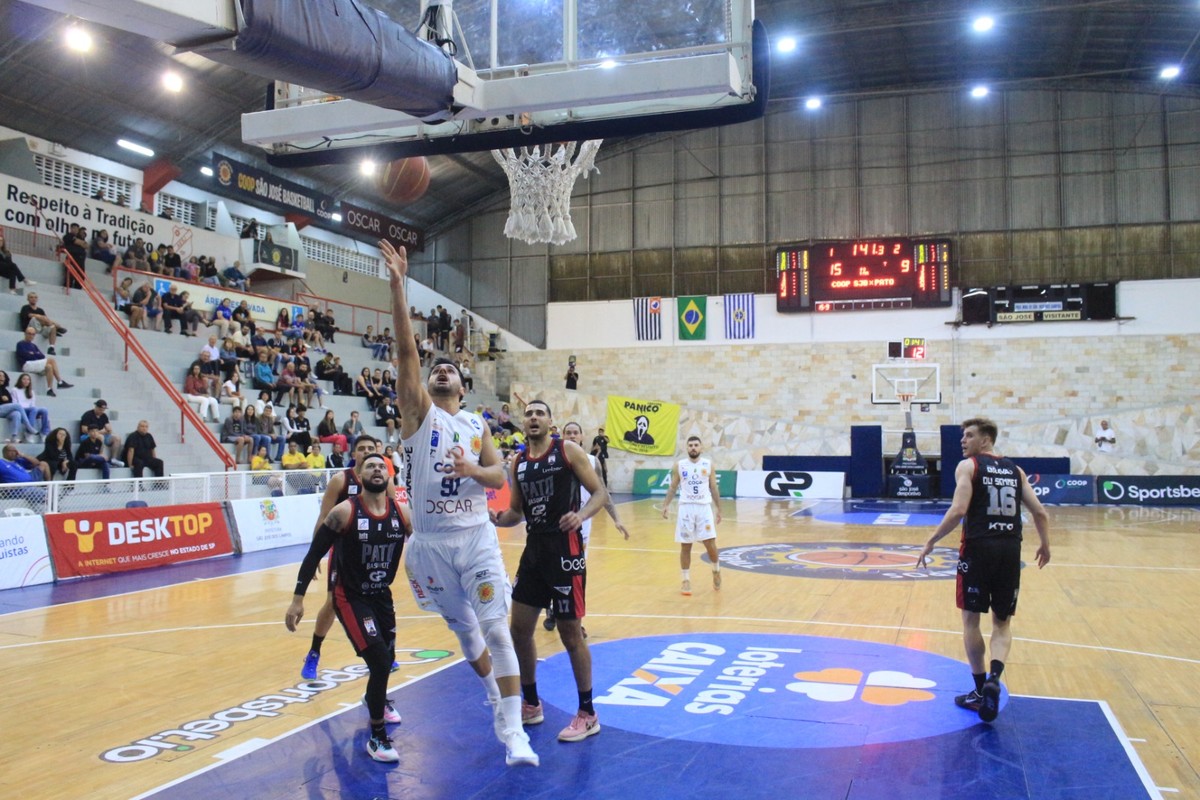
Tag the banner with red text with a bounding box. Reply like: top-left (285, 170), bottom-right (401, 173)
top-left (45, 503), bottom-right (233, 578)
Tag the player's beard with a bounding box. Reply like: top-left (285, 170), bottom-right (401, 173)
top-left (362, 473), bottom-right (390, 494)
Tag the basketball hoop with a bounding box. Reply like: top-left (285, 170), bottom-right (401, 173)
top-left (898, 393), bottom-right (914, 409)
top-left (491, 140), bottom-right (602, 245)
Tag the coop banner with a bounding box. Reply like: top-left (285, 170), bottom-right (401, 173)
top-left (229, 494), bottom-right (322, 553)
top-left (606, 396), bottom-right (681, 457)
top-left (213, 153), bottom-right (337, 222)
top-left (45, 503), bottom-right (233, 579)
top-left (0, 513), bottom-right (53, 590)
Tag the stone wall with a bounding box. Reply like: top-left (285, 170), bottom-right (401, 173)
top-left (500, 333), bottom-right (1200, 491)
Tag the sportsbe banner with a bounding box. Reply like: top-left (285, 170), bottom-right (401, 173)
top-left (45, 503), bottom-right (233, 578)
top-left (606, 396), bottom-right (681, 457)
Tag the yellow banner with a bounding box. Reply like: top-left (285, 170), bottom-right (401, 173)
top-left (605, 395), bottom-right (681, 457)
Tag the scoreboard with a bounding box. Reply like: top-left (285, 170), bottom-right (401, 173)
top-left (777, 238), bottom-right (953, 312)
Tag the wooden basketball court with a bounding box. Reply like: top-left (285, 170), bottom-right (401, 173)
top-left (0, 498), bottom-right (1196, 798)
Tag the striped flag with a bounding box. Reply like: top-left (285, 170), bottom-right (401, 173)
top-left (724, 293), bottom-right (755, 339)
top-left (634, 297), bottom-right (662, 341)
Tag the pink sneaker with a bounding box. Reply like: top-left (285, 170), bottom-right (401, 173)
top-left (522, 700), bottom-right (544, 725)
top-left (557, 710), bottom-right (600, 742)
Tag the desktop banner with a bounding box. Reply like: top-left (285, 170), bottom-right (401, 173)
top-left (0, 513), bottom-right (54, 590)
top-left (606, 395), bottom-right (680, 457)
top-left (45, 503), bottom-right (233, 578)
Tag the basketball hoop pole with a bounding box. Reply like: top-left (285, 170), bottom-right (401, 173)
top-left (898, 394), bottom-right (915, 431)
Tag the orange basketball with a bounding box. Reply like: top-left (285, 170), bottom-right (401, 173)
top-left (378, 157), bottom-right (431, 204)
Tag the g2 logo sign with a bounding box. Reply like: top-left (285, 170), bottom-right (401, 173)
top-left (764, 471), bottom-right (813, 498)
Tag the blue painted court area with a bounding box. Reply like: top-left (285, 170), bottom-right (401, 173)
top-left (795, 499), bottom-right (952, 527)
top-left (145, 634), bottom-right (1156, 799)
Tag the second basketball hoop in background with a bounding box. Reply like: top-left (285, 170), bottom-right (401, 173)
top-left (492, 140), bottom-right (602, 245)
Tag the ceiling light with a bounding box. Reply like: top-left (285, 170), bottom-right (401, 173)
top-left (200, 166), bottom-right (213, 177)
top-left (162, 71), bottom-right (183, 93)
top-left (778, 37), bottom-right (797, 53)
top-left (805, 96), bottom-right (822, 110)
top-left (1160, 65), bottom-right (1181, 80)
top-left (117, 139), bottom-right (155, 157)
top-left (970, 85), bottom-right (990, 98)
top-left (331, 213), bottom-right (343, 222)
top-left (599, 59), bottom-right (618, 69)
top-left (972, 16), bottom-right (995, 33)
top-left (360, 159), bottom-right (377, 177)
top-left (65, 26), bottom-right (92, 52)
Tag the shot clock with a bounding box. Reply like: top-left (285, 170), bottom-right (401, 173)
top-left (776, 238), bottom-right (952, 312)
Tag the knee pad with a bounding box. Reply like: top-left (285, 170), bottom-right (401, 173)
top-left (454, 628), bottom-right (487, 663)
top-left (479, 617), bottom-right (519, 678)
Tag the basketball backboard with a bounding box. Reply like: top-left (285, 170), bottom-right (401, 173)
top-left (239, 0), bottom-right (767, 166)
top-left (871, 363), bottom-right (942, 405)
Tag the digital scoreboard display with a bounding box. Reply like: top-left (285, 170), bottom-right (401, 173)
top-left (776, 238), bottom-right (953, 312)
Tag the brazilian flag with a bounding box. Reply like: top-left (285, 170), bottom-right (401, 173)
top-left (677, 296), bottom-right (707, 340)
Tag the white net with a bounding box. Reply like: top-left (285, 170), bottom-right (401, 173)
top-left (491, 140), bottom-right (602, 245)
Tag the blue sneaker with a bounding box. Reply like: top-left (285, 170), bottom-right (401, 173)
top-left (301, 650), bottom-right (320, 680)
top-left (391, 660), bottom-right (400, 672)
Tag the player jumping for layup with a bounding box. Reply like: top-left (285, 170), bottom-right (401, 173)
top-left (918, 418), bottom-right (1050, 723)
top-left (285, 454), bottom-right (409, 762)
top-left (379, 239), bottom-right (538, 767)
top-left (662, 435), bottom-right (723, 595)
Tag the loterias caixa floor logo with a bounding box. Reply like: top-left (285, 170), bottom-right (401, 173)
top-left (535, 634), bottom-right (997, 749)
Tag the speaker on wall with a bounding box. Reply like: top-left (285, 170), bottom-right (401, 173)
top-left (960, 288), bottom-right (991, 325)
top-left (1085, 282), bottom-right (1117, 320)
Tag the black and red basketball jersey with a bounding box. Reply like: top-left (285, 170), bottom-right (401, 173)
top-left (963, 454), bottom-right (1024, 541)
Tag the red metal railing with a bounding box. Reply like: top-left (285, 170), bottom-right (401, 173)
top-left (295, 292), bottom-right (389, 337)
top-left (60, 253), bottom-right (237, 471)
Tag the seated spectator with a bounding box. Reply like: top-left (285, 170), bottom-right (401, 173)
top-left (114, 276), bottom-right (134, 317)
top-left (315, 308), bottom-right (337, 343)
top-left (78, 399), bottom-right (123, 465)
top-left (295, 361), bottom-right (322, 408)
top-left (90, 228), bottom-right (119, 273)
top-left (460, 361), bottom-right (474, 393)
top-left (372, 328), bottom-right (394, 361)
top-left (192, 350), bottom-right (222, 394)
top-left (372, 368), bottom-right (397, 401)
top-left (19, 291), bottom-right (66, 354)
top-left (220, 406), bottom-right (253, 463)
top-left (242, 405), bottom-right (270, 458)
top-left (360, 325), bottom-right (377, 350)
top-left (275, 363), bottom-right (303, 407)
top-left (1, 442), bottom-right (49, 483)
top-left (199, 334), bottom-right (221, 366)
top-left (251, 351), bottom-right (280, 398)
top-left (218, 338), bottom-right (242, 382)
top-left (497, 402), bottom-right (517, 433)
top-left (340, 410), bottom-right (365, 450)
top-left (419, 336), bottom-right (435, 366)
top-left (229, 326), bottom-right (254, 361)
top-left (303, 310), bottom-right (327, 350)
top-left (147, 243), bottom-right (166, 274)
top-left (316, 409), bottom-right (348, 452)
top-left (306, 443), bottom-right (326, 471)
top-left (375, 399), bottom-right (399, 445)
top-left (275, 307), bottom-right (292, 336)
top-left (75, 426), bottom-right (112, 480)
top-left (282, 312), bottom-right (306, 343)
top-left (0, 230), bottom-right (34, 294)
top-left (162, 244), bottom-right (182, 276)
top-left (315, 352), bottom-right (352, 395)
top-left (125, 419), bottom-right (165, 478)
top-left (383, 444), bottom-right (403, 473)
top-left (38, 427), bottom-right (76, 481)
top-left (280, 440), bottom-right (307, 471)
top-left (123, 237), bottom-right (149, 271)
top-left (177, 291), bottom-right (204, 336)
top-left (257, 402), bottom-right (285, 461)
top-left (250, 445), bottom-right (273, 471)
top-left (355, 367), bottom-right (382, 410)
top-left (253, 390), bottom-right (273, 416)
top-left (13, 373), bottom-right (50, 443)
top-left (241, 219), bottom-right (259, 239)
top-left (16, 328), bottom-right (73, 397)
top-left (161, 285), bottom-right (187, 335)
top-left (198, 256), bottom-right (222, 286)
top-left (325, 441), bottom-right (346, 470)
top-left (209, 298), bottom-right (236, 338)
top-left (0, 370), bottom-right (30, 443)
top-left (287, 404), bottom-right (313, 452)
top-left (231, 300), bottom-right (256, 336)
top-left (220, 370), bottom-right (245, 409)
top-left (224, 261), bottom-right (249, 291)
top-left (183, 364), bottom-right (221, 422)
top-left (179, 255), bottom-right (199, 282)
top-left (128, 280), bottom-right (156, 330)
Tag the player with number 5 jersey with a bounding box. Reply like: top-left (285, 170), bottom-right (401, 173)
top-left (917, 418), bottom-right (1050, 725)
top-left (379, 238), bottom-right (538, 768)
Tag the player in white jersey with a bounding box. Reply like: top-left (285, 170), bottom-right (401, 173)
top-left (379, 239), bottom-right (537, 768)
top-left (543, 422), bottom-right (631, 632)
top-left (661, 435), bottom-right (723, 596)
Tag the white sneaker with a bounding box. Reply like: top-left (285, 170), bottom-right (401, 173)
top-left (488, 699), bottom-right (506, 743)
top-left (109, 459), bottom-right (125, 467)
top-left (363, 695), bottom-right (402, 724)
top-left (504, 729), bottom-right (539, 767)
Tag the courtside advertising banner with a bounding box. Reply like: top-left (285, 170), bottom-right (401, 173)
top-left (736, 470), bottom-right (846, 500)
top-left (606, 396), bottom-right (681, 457)
top-left (45, 503), bottom-right (233, 578)
top-left (229, 494), bottom-right (321, 553)
top-left (632, 468), bottom-right (738, 497)
top-left (1025, 474), bottom-right (1095, 504)
top-left (1096, 475), bottom-right (1200, 506)
top-left (0, 514), bottom-right (54, 589)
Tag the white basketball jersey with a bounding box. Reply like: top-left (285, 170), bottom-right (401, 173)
top-left (402, 404), bottom-right (491, 535)
top-left (579, 453), bottom-right (599, 537)
top-left (678, 457), bottom-right (713, 505)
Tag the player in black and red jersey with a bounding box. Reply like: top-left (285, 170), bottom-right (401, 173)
top-left (494, 400), bottom-right (608, 744)
top-left (286, 453), bottom-right (411, 762)
top-left (918, 417), bottom-right (1050, 723)
top-left (299, 435), bottom-right (391, 680)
